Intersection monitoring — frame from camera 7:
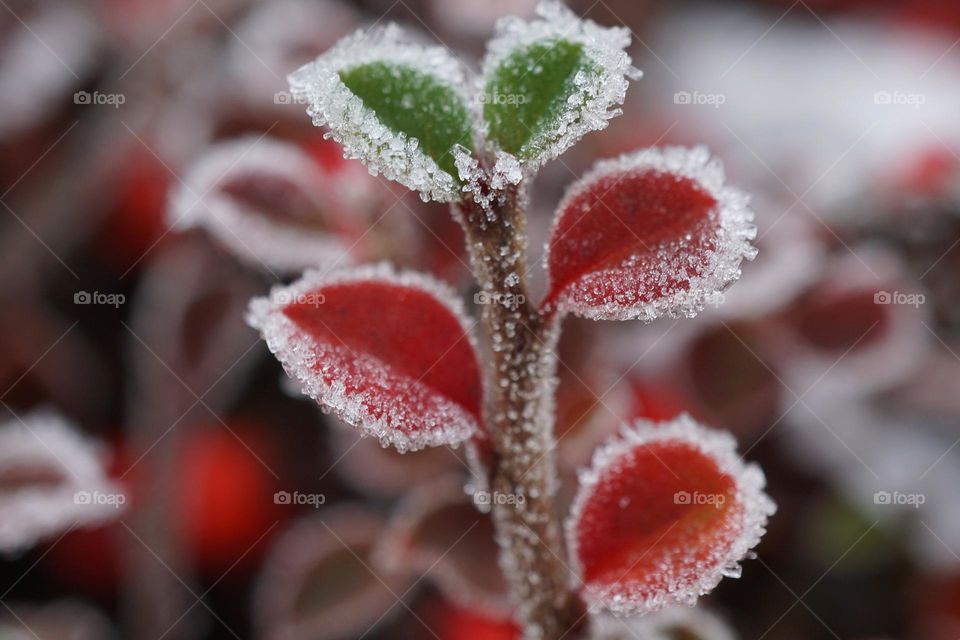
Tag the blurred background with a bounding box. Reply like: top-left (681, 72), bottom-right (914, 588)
top-left (1, 0), bottom-right (960, 638)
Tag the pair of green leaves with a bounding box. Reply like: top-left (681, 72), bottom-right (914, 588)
top-left (288, 2), bottom-right (638, 202)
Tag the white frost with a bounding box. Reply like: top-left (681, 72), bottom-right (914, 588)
top-left (170, 136), bottom-right (355, 274)
top-left (546, 145), bottom-right (757, 322)
top-left (246, 263), bottom-right (482, 452)
top-left (590, 605), bottom-right (737, 640)
top-left (480, 0), bottom-right (641, 170)
top-left (566, 414), bottom-right (776, 616)
top-left (0, 410), bottom-right (125, 554)
top-left (289, 24), bottom-right (474, 202)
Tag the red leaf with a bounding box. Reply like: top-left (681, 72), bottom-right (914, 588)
top-left (248, 264), bottom-right (483, 452)
top-left (542, 146), bottom-right (756, 321)
top-left (566, 414), bottom-right (775, 615)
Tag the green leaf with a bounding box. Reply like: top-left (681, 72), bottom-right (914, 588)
top-left (288, 24), bottom-right (476, 201)
top-left (478, 2), bottom-right (638, 170)
top-left (482, 38), bottom-right (590, 159)
top-left (339, 62), bottom-right (474, 182)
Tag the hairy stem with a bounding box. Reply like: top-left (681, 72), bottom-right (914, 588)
top-left (455, 185), bottom-right (586, 640)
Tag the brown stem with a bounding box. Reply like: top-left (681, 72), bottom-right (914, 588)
top-left (454, 184), bottom-right (586, 640)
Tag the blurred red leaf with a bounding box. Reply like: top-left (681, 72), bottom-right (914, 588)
top-left (374, 476), bottom-right (510, 616)
top-left (254, 506), bottom-right (408, 640)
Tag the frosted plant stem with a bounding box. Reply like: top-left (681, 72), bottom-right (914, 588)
top-left (455, 183), bottom-right (586, 640)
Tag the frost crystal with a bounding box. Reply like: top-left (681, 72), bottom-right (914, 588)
top-left (289, 24), bottom-right (475, 202)
top-left (0, 411), bottom-right (125, 553)
top-left (590, 606), bottom-right (736, 640)
top-left (247, 263), bottom-right (483, 452)
top-left (480, 0), bottom-right (640, 170)
top-left (544, 145), bottom-right (757, 322)
top-left (170, 136), bottom-right (355, 273)
top-left (566, 414), bottom-right (775, 616)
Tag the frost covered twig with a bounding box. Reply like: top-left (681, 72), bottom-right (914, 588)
top-left (240, 2), bottom-right (773, 639)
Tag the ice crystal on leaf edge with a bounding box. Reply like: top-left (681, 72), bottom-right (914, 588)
top-left (246, 263), bottom-right (482, 453)
top-left (544, 145), bottom-right (758, 322)
top-left (288, 24), bottom-right (474, 203)
top-left (479, 0), bottom-right (641, 172)
top-left (565, 413), bottom-right (776, 616)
